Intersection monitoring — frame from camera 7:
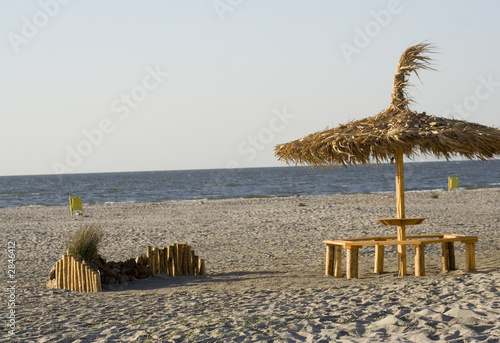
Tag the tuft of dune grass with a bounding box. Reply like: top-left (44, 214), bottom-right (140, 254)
top-left (66, 224), bottom-right (103, 262)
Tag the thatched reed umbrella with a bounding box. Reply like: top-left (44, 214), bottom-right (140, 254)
top-left (275, 43), bottom-right (500, 275)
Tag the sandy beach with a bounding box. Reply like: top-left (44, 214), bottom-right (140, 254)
top-left (1, 189), bottom-right (499, 342)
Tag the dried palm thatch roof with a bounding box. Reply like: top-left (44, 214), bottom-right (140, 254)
top-left (275, 43), bottom-right (500, 167)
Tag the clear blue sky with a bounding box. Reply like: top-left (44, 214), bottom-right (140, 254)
top-left (1, 1), bottom-right (499, 176)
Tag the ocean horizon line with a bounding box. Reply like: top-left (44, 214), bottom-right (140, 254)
top-left (3, 158), bottom-right (496, 178)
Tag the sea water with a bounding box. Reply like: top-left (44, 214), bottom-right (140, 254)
top-left (0, 160), bottom-right (499, 208)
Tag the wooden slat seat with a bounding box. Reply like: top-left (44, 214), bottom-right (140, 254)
top-left (324, 234), bottom-right (478, 279)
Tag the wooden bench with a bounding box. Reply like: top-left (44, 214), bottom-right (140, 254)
top-left (324, 234), bottom-right (478, 278)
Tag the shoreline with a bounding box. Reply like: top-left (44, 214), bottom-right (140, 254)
top-left (3, 186), bottom-right (500, 209)
top-left (1, 189), bottom-right (499, 341)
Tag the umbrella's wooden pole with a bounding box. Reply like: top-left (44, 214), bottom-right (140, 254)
top-left (395, 148), bottom-right (407, 276)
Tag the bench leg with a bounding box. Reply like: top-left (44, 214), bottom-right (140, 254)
top-left (441, 242), bottom-right (449, 271)
top-left (325, 245), bottom-right (334, 276)
top-left (441, 242), bottom-right (457, 271)
top-left (448, 242), bottom-right (456, 270)
top-left (346, 247), bottom-right (359, 279)
top-left (334, 246), bottom-right (342, 277)
top-left (414, 245), bottom-right (425, 276)
top-left (374, 245), bottom-right (384, 274)
top-left (465, 242), bottom-right (476, 271)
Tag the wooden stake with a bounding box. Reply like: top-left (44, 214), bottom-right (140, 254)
top-left (81, 263), bottom-right (87, 292)
top-left (346, 247), bottom-right (359, 279)
top-left (90, 269), bottom-right (95, 292)
top-left (151, 247), bottom-right (156, 275)
top-left (334, 246), bottom-right (342, 278)
top-left (66, 255), bottom-right (71, 290)
top-left (157, 248), bottom-right (162, 274)
top-left (152, 247), bottom-right (158, 275)
top-left (78, 261), bottom-right (85, 292)
top-left (92, 271), bottom-right (96, 292)
top-left (74, 257), bottom-right (80, 291)
top-left (92, 271), bottom-right (97, 292)
top-left (172, 244), bottom-right (178, 276)
top-left (156, 247), bottom-right (161, 274)
top-left (96, 270), bottom-right (102, 292)
top-left (146, 245), bottom-right (153, 275)
top-left (88, 266), bottom-right (93, 292)
top-left (163, 247), bottom-right (168, 274)
top-left (87, 266), bottom-right (93, 292)
top-left (180, 244), bottom-right (186, 275)
top-left (157, 248), bottom-right (164, 274)
top-left (91, 269), bottom-right (95, 292)
top-left (186, 246), bottom-right (193, 275)
top-left (182, 244), bottom-right (188, 276)
top-left (414, 244), bottom-right (425, 276)
top-left (193, 255), bottom-right (199, 276)
top-left (199, 258), bottom-right (205, 275)
top-left (55, 261), bottom-right (61, 289)
top-left (54, 261), bottom-right (59, 289)
top-left (68, 254), bottom-right (73, 291)
top-left (62, 255), bottom-right (69, 290)
top-left (89, 265), bottom-right (94, 292)
top-left (192, 250), bottom-right (196, 275)
top-left (395, 148), bottom-right (407, 276)
top-left (167, 246), bottom-right (173, 276)
top-left (59, 257), bottom-right (64, 289)
top-left (175, 243), bottom-right (182, 275)
top-left (71, 256), bottom-right (77, 291)
top-left (75, 259), bottom-right (80, 292)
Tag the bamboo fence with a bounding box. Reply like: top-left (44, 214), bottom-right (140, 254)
top-left (146, 243), bottom-right (205, 277)
top-left (51, 243), bottom-right (205, 293)
top-left (54, 253), bottom-right (102, 292)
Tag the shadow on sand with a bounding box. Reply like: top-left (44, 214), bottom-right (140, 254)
top-left (103, 270), bottom-right (280, 292)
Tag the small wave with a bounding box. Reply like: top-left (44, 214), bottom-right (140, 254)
top-left (104, 200), bottom-right (139, 205)
top-left (243, 195), bottom-right (278, 199)
top-left (406, 188), bottom-right (446, 193)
